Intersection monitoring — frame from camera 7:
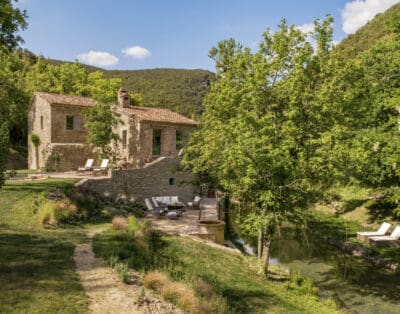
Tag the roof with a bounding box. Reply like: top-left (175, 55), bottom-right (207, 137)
top-left (35, 92), bottom-right (96, 107)
top-left (119, 106), bottom-right (198, 126)
top-left (34, 91), bottom-right (198, 126)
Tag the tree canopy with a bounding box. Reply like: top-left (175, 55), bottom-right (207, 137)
top-left (184, 17), bottom-right (336, 274)
top-left (0, 0), bottom-right (27, 50)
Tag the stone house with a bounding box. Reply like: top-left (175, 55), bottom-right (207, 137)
top-left (28, 89), bottom-right (198, 171)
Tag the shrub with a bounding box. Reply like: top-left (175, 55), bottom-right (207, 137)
top-left (193, 278), bottom-right (214, 298)
top-left (143, 271), bottom-right (170, 293)
top-left (38, 201), bottom-right (59, 225)
top-left (127, 216), bottom-right (140, 234)
top-left (115, 262), bottom-right (131, 283)
top-left (38, 199), bottom-right (78, 225)
top-left (112, 216), bottom-right (128, 229)
top-left (286, 271), bottom-right (317, 295)
top-left (161, 281), bottom-right (199, 313)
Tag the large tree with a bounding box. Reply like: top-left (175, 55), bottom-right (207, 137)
top-left (184, 17), bottom-right (335, 275)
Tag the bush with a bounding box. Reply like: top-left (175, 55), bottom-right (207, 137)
top-left (127, 216), bottom-right (140, 234)
top-left (143, 271), bottom-right (170, 293)
top-left (144, 271), bottom-right (230, 314)
top-left (38, 199), bottom-right (78, 225)
top-left (112, 216), bottom-right (128, 229)
top-left (286, 271), bottom-right (317, 295)
top-left (38, 201), bottom-right (59, 225)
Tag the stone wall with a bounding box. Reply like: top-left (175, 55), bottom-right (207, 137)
top-left (51, 104), bottom-right (88, 143)
top-left (28, 95), bottom-right (52, 170)
top-left (77, 157), bottom-right (198, 202)
top-left (46, 143), bottom-right (97, 172)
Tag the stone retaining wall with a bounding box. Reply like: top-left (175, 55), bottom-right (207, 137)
top-left (77, 157), bottom-right (198, 202)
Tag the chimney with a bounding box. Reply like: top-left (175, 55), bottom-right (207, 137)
top-left (118, 87), bottom-right (130, 108)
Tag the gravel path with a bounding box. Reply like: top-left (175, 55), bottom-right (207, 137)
top-left (74, 228), bottom-right (182, 314)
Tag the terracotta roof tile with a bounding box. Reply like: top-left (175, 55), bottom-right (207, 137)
top-left (119, 106), bottom-right (198, 126)
top-left (34, 92), bottom-right (197, 126)
top-left (35, 92), bottom-right (96, 107)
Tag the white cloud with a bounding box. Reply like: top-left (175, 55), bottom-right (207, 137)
top-left (76, 50), bottom-right (118, 67)
top-left (295, 23), bottom-right (314, 33)
top-left (342, 0), bottom-right (400, 34)
top-left (122, 46), bottom-right (151, 59)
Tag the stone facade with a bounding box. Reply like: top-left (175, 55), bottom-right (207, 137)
top-left (28, 91), bottom-right (197, 172)
top-left (77, 157), bottom-right (198, 202)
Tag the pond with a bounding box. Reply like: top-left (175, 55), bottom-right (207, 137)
top-left (225, 209), bottom-right (400, 313)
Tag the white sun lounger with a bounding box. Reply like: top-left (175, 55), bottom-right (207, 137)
top-left (357, 222), bottom-right (391, 242)
top-left (369, 226), bottom-right (400, 247)
top-left (77, 159), bottom-right (94, 173)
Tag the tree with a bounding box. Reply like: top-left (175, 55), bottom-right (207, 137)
top-left (183, 17), bottom-right (335, 276)
top-left (84, 103), bottom-right (120, 160)
top-left (324, 23), bottom-right (400, 217)
top-left (29, 133), bottom-right (40, 170)
top-left (0, 0), bottom-right (27, 50)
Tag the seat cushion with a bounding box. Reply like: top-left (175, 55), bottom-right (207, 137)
top-left (171, 196), bottom-right (180, 203)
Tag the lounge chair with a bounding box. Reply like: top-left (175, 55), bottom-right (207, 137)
top-left (357, 222), bottom-right (391, 242)
top-left (369, 226), bottom-right (400, 247)
top-left (145, 198), bottom-right (166, 218)
top-left (77, 159), bottom-right (94, 173)
top-left (93, 159), bottom-right (109, 176)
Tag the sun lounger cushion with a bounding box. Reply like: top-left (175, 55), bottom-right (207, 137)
top-left (357, 222), bottom-right (391, 236)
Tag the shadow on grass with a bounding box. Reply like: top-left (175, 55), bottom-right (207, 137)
top-left (222, 286), bottom-right (301, 313)
top-left (342, 199), bottom-right (366, 214)
top-left (366, 199), bottom-right (398, 223)
top-left (0, 230), bottom-right (88, 313)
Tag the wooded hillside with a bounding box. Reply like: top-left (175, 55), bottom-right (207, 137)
top-left (334, 2), bottom-right (400, 59)
top-left (48, 59), bottom-right (214, 118)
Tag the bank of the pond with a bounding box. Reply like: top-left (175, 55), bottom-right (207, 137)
top-left (93, 227), bottom-right (339, 313)
top-left (224, 206), bottom-right (400, 313)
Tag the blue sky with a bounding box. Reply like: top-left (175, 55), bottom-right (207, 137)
top-left (16, 0), bottom-right (400, 71)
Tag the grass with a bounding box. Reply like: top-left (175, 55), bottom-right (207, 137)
top-left (93, 226), bottom-right (339, 313)
top-left (0, 179), bottom-right (90, 313)
top-left (311, 184), bottom-right (400, 266)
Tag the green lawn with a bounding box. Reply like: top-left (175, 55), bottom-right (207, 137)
top-left (0, 179), bottom-right (89, 313)
top-left (93, 228), bottom-right (339, 313)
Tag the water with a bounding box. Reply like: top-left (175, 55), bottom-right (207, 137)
top-left (270, 228), bottom-right (400, 313)
top-left (226, 213), bottom-right (400, 313)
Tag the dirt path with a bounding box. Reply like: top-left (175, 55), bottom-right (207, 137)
top-left (74, 228), bottom-right (182, 314)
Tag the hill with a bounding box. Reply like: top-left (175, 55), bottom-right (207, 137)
top-left (104, 68), bottom-right (213, 118)
top-left (335, 2), bottom-right (400, 59)
top-left (47, 58), bottom-right (214, 118)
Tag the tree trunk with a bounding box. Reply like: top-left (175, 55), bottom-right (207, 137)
top-left (35, 147), bottom-right (39, 170)
top-left (257, 229), bottom-right (264, 259)
top-left (263, 239), bottom-right (271, 278)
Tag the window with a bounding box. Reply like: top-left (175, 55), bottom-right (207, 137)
top-left (66, 115), bottom-right (74, 130)
top-left (169, 178), bottom-right (175, 185)
top-left (40, 116), bottom-right (43, 130)
top-left (122, 130), bottom-right (127, 148)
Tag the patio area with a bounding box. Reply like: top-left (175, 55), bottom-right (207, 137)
top-left (146, 198), bottom-right (218, 235)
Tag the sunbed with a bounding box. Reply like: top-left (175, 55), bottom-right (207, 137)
top-left (369, 226), bottom-right (400, 247)
top-left (356, 222), bottom-right (391, 242)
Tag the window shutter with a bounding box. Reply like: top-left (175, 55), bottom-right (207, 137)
top-left (75, 115), bottom-right (84, 131)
